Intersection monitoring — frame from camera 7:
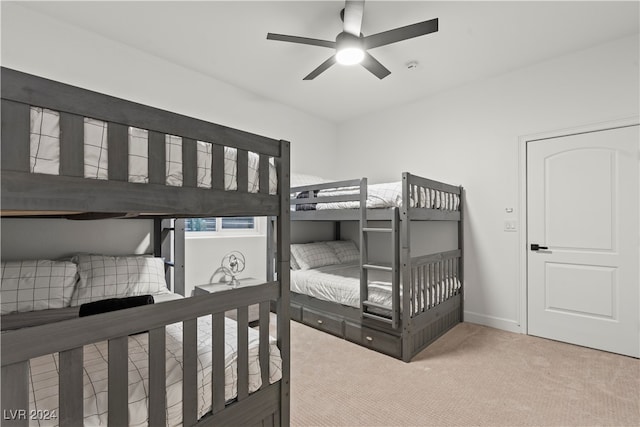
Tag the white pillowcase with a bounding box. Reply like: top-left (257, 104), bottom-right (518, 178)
top-left (290, 251), bottom-right (301, 270)
top-left (290, 242), bottom-right (340, 270)
top-left (326, 240), bottom-right (360, 264)
top-left (70, 255), bottom-right (168, 306)
top-left (1, 260), bottom-right (78, 314)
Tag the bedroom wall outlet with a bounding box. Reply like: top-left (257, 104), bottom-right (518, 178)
top-left (504, 220), bottom-right (518, 232)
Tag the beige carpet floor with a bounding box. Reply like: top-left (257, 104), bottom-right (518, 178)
top-left (289, 321), bottom-right (639, 427)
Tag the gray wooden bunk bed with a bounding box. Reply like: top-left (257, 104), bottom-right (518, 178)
top-left (290, 175), bottom-right (463, 362)
top-left (0, 67), bottom-right (291, 426)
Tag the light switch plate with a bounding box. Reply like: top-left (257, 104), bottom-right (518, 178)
top-left (504, 220), bottom-right (517, 232)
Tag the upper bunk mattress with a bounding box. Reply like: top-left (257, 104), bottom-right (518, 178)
top-left (294, 181), bottom-right (460, 211)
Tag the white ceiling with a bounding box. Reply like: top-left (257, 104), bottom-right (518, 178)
top-left (17, 1), bottom-right (640, 124)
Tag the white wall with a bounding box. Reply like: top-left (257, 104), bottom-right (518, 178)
top-left (0, 219), bottom-right (153, 261)
top-left (1, 4), bottom-right (338, 283)
top-left (335, 35), bottom-right (640, 332)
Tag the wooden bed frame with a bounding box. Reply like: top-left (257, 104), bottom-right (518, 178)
top-left (0, 67), bottom-right (291, 426)
top-left (290, 174), bottom-right (463, 362)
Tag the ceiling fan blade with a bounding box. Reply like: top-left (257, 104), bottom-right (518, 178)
top-left (343, 0), bottom-right (365, 36)
top-left (303, 55), bottom-right (337, 80)
top-left (361, 52), bottom-right (390, 79)
top-left (267, 33), bottom-right (336, 49)
top-left (364, 18), bottom-right (438, 50)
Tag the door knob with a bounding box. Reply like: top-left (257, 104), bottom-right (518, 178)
top-left (530, 244), bottom-right (549, 251)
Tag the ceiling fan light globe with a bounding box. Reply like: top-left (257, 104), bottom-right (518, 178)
top-left (336, 47), bottom-right (365, 65)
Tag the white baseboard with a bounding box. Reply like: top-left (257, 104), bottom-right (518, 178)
top-left (464, 311), bottom-right (524, 334)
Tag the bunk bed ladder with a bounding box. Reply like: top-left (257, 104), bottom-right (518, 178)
top-left (360, 206), bottom-right (401, 329)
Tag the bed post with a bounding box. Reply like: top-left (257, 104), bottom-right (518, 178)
top-left (154, 218), bottom-right (185, 294)
top-left (276, 140), bottom-right (291, 426)
top-left (173, 219), bottom-right (186, 296)
top-left (401, 172), bottom-right (413, 362)
top-left (359, 177), bottom-right (369, 312)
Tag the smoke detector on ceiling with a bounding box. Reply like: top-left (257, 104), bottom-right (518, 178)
top-left (406, 61), bottom-right (419, 70)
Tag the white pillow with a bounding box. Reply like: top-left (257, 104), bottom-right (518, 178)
top-left (70, 255), bottom-right (168, 306)
top-left (290, 250), bottom-right (301, 270)
top-left (290, 242), bottom-right (340, 270)
top-left (325, 240), bottom-right (360, 264)
top-left (1, 260), bottom-right (78, 314)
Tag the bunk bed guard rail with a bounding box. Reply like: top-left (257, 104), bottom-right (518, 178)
top-left (1, 67), bottom-right (281, 217)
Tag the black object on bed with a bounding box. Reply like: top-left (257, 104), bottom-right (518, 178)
top-left (79, 295), bottom-right (154, 317)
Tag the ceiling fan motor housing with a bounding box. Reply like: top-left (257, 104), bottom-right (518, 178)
top-left (336, 31), bottom-right (364, 49)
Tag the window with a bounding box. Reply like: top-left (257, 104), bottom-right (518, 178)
top-left (185, 218), bottom-right (217, 232)
top-left (185, 217), bottom-right (257, 235)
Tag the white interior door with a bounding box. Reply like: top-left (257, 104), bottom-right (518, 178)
top-left (527, 125), bottom-right (639, 357)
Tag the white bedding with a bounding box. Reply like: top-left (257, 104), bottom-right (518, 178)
top-left (27, 293), bottom-right (282, 427)
top-left (291, 262), bottom-right (394, 309)
top-left (291, 261), bottom-right (461, 310)
top-left (29, 107), bottom-right (278, 194)
top-left (294, 181), bottom-right (460, 211)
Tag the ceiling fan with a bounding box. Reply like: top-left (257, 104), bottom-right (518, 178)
top-left (266, 0), bottom-right (438, 80)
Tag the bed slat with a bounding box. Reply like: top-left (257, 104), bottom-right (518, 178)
top-left (437, 263), bottom-right (441, 303)
top-left (183, 318), bottom-right (198, 426)
top-left (237, 305), bottom-right (250, 400)
top-left (148, 130), bottom-right (166, 185)
top-left (237, 149), bottom-right (249, 192)
top-left (212, 144), bottom-right (225, 190)
top-left (1, 100), bottom-right (29, 173)
top-left (259, 301), bottom-right (270, 388)
top-left (259, 154), bottom-right (270, 194)
top-left (426, 264), bottom-right (432, 309)
top-left (1, 361), bottom-right (29, 427)
top-left (107, 122), bottom-right (128, 181)
top-left (148, 326), bottom-right (166, 427)
top-left (420, 265), bottom-right (426, 313)
top-left (59, 347), bottom-right (83, 426)
top-left (59, 112), bottom-right (84, 177)
top-left (182, 137), bottom-right (197, 187)
top-left (212, 312), bottom-right (226, 413)
top-left (108, 336), bottom-right (128, 427)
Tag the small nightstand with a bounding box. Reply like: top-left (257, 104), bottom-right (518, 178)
top-left (194, 278), bottom-right (263, 323)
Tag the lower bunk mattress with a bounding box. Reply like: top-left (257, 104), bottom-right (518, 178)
top-left (291, 261), bottom-right (461, 310)
top-left (26, 301), bottom-right (282, 426)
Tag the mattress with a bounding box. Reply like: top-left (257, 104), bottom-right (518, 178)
top-left (27, 294), bottom-right (282, 427)
top-left (294, 181), bottom-right (460, 211)
top-left (291, 261), bottom-right (461, 310)
top-left (29, 107), bottom-right (278, 194)
top-left (291, 262), bottom-right (394, 309)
